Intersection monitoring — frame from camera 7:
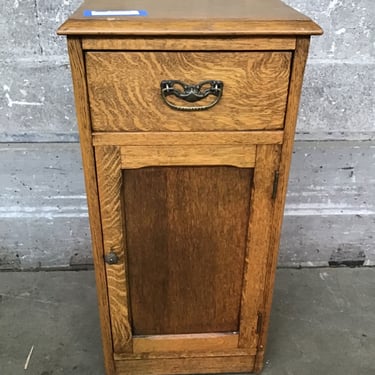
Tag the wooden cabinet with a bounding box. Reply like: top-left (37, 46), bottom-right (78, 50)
top-left (58, 1), bottom-right (322, 374)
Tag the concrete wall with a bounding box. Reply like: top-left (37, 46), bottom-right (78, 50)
top-left (0, 0), bottom-right (374, 269)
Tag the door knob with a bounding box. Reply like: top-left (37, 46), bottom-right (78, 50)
top-left (104, 251), bottom-right (119, 265)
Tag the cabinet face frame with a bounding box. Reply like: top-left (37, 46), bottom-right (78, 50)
top-left (67, 36), bottom-right (311, 375)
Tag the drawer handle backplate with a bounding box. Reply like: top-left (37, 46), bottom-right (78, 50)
top-left (160, 80), bottom-right (224, 111)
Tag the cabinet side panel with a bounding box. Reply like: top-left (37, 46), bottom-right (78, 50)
top-left (254, 37), bottom-right (311, 373)
top-left (67, 37), bottom-right (115, 375)
top-left (123, 166), bottom-right (252, 335)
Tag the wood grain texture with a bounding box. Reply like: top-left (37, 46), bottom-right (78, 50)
top-left (95, 145), bottom-right (132, 354)
top-left (61, 0), bottom-right (318, 22)
top-left (82, 36), bottom-right (296, 50)
top-left (66, 37), bottom-right (116, 375)
top-left (123, 166), bottom-right (252, 335)
top-left (114, 348), bottom-right (253, 361)
top-left (120, 145), bottom-right (256, 168)
top-left (133, 333), bottom-right (239, 353)
top-left (115, 355), bottom-right (255, 375)
top-left (93, 131), bottom-right (284, 146)
top-left (86, 51), bottom-right (291, 132)
top-left (57, 0), bottom-right (323, 36)
top-left (253, 37), bottom-right (311, 374)
top-left (238, 145), bottom-right (281, 355)
top-left (59, 19), bottom-right (323, 36)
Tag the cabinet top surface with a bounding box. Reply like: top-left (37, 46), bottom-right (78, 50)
top-left (57, 0), bottom-right (322, 36)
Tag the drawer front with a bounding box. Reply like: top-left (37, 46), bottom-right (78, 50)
top-left (86, 51), bottom-right (291, 132)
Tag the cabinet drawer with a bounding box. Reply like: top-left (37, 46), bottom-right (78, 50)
top-left (86, 51), bottom-right (291, 132)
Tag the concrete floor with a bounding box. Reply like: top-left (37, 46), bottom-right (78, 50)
top-left (0, 268), bottom-right (374, 375)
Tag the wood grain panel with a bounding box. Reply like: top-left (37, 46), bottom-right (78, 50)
top-left (120, 145), bottom-right (256, 169)
top-left (123, 166), bottom-right (252, 335)
top-left (114, 348), bottom-right (253, 360)
top-left (95, 145), bottom-right (132, 354)
top-left (60, 19), bottom-right (323, 36)
top-left (133, 333), bottom-right (239, 353)
top-left (82, 36), bottom-right (296, 50)
top-left (93, 131), bottom-right (284, 146)
top-left (61, 0), bottom-right (318, 23)
top-left (66, 37), bottom-right (116, 375)
top-left (253, 37), bottom-right (311, 374)
top-left (57, 0), bottom-right (323, 36)
top-left (86, 51), bottom-right (291, 132)
top-left (115, 355), bottom-right (255, 375)
top-left (238, 144), bottom-right (281, 353)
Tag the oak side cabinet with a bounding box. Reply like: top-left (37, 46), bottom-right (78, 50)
top-left (58, 1), bottom-right (322, 374)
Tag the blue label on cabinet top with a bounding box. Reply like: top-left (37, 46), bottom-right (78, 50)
top-left (83, 10), bottom-right (148, 17)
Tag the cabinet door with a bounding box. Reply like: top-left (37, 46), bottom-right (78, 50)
top-left (94, 139), bottom-right (280, 361)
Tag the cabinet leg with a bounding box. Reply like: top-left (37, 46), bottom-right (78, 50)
top-left (254, 349), bottom-right (265, 374)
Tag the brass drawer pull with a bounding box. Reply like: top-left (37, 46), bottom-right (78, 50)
top-left (160, 80), bottom-right (224, 111)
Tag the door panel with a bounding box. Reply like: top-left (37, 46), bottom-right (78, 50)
top-left (123, 166), bottom-right (252, 335)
